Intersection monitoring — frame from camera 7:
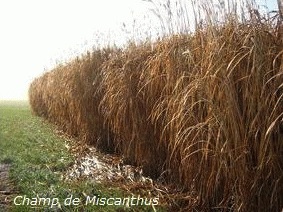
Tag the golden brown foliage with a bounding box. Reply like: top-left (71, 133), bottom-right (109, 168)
top-left (29, 10), bottom-right (283, 212)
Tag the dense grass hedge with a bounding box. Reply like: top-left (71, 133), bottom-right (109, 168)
top-left (29, 4), bottom-right (283, 211)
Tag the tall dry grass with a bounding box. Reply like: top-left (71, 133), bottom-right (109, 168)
top-left (29, 49), bottom-right (117, 152)
top-left (29, 1), bottom-right (283, 211)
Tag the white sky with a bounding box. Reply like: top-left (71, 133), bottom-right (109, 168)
top-left (0, 0), bottom-right (279, 100)
top-left (0, 0), bottom-right (151, 100)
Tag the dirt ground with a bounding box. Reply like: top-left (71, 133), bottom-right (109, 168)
top-left (0, 163), bottom-right (16, 211)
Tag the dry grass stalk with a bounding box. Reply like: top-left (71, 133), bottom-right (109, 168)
top-left (29, 1), bottom-right (283, 211)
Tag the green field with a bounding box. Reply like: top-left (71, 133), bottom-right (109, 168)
top-left (0, 101), bottom-right (163, 212)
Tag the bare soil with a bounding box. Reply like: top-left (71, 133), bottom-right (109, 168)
top-left (0, 163), bottom-right (17, 211)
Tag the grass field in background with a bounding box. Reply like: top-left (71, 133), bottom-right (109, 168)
top-left (0, 101), bottom-right (163, 211)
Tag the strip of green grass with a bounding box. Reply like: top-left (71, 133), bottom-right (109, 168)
top-left (0, 101), bottom-right (163, 212)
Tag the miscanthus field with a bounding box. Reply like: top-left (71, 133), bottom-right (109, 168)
top-left (28, 0), bottom-right (283, 211)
